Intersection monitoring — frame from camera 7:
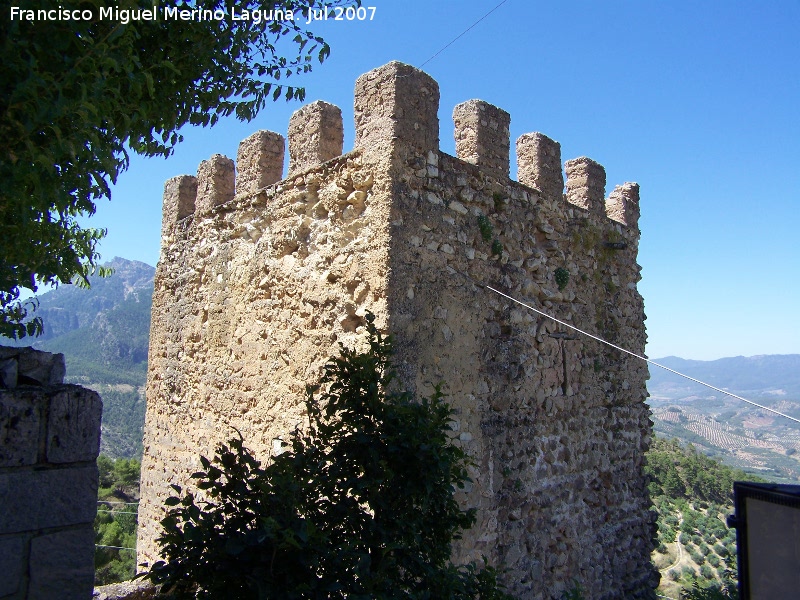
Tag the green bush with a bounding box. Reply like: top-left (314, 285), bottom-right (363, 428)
top-left (94, 504), bottom-right (137, 585)
top-left (145, 314), bottom-right (511, 600)
top-left (98, 454), bottom-right (115, 488)
top-left (94, 454), bottom-right (141, 585)
top-left (680, 578), bottom-right (737, 600)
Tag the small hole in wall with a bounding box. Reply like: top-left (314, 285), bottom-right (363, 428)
top-left (340, 314), bottom-right (365, 333)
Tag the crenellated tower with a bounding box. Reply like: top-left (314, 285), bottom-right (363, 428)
top-left (139, 61), bottom-right (658, 600)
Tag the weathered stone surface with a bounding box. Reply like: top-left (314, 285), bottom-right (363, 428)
top-left (0, 357), bottom-right (18, 388)
top-left (93, 580), bottom-right (157, 600)
top-left (0, 465), bottom-right (98, 533)
top-left (0, 347), bottom-right (102, 600)
top-left (288, 101), bottom-right (343, 176)
top-left (139, 61), bottom-right (656, 599)
top-left (28, 527), bottom-right (95, 600)
top-left (195, 154), bottom-right (235, 215)
top-left (606, 182), bottom-right (641, 230)
top-left (354, 61), bottom-right (439, 158)
top-left (0, 535), bottom-right (27, 597)
top-left (0, 347), bottom-right (65, 388)
top-left (453, 99), bottom-right (511, 178)
top-left (0, 389), bottom-right (41, 467)
top-left (517, 132), bottom-right (564, 200)
top-left (47, 387), bottom-right (102, 463)
top-left (237, 130), bottom-right (285, 194)
top-left (161, 175), bottom-right (197, 235)
top-left (565, 156), bottom-right (606, 213)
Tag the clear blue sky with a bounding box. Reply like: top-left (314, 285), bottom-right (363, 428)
top-left (86, 1), bottom-right (799, 361)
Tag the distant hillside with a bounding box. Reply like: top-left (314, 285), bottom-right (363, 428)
top-left (648, 355), bottom-right (800, 401)
top-left (647, 355), bottom-right (800, 483)
top-left (648, 437), bottom-right (761, 599)
top-left (6, 257), bottom-right (154, 458)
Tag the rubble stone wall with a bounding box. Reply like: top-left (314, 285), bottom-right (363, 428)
top-left (0, 347), bottom-right (102, 600)
top-left (138, 61), bottom-right (658, 599)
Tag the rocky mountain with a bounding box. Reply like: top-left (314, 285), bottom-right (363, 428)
top-left (5, 257), bottom-right (154, 458)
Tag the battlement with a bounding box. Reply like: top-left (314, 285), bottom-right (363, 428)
top-left (143, 62), bottom-right (656, 599)
top-left (288, 100), bottom-right (343, 176)
top-left (453, 99), bottom-right (511, 178)
top-left (160, 61), bottom-right (639, 240)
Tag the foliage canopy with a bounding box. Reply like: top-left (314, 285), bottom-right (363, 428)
top-left (645, 437), bottom-right (763, 504)
top-left (146, 314), bottom-right (510, 599)
top-left (95, 453), bottom-right (142, 585)
top-left (1, 0), bottom-right (356, 339)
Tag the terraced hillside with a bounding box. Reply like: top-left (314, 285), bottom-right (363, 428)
top-left (646, 437), bottom-right (763, 599)
top-left (652, 404), bottom-right (800, 481)
top-left (647, 356), bottom-right (800, 483)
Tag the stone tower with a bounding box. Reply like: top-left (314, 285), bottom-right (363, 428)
top-left (138, 61), bottom-right (658, 599)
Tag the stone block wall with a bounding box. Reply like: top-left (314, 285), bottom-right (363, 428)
top-left (139, 61), bottom-right (658, 599)
top-left (0, 347), bottom-right (102, 600)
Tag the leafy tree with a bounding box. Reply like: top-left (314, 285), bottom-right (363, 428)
top-left (95, 509), bottom-right (138, 585)
top-left (146, 314), bottom-right (511, 599)
top-left (114, 457), bottom-right (142, 488)
top-left (1, 0), bottom-right (357, 339)
top-left (680, 578), bottom-right (737, 600)
top-left (98, 454), bottom-right (116, 489)
top-left (95, 454), bottom-right (141, 585)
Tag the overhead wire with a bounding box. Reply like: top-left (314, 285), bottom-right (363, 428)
top-left (420, 0), bottom-right (510, 68)
top-left (97, 509), bottom-right (139, 516)
top-left (481, 283), bottom-right (800, 425)
top-left (405, 0), bottom-right (796, 427)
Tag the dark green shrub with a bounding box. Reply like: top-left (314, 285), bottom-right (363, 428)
top-left (561, 582), bottom-right (585, 600)
top-left (680, 578), bottom-right (737, 600)
top-left (97, 454), bottom-right (115, 489)
top-left (554, 267), bottom-right (569, 291)
top-left (145, 314), bottom-right (511, 600)
top-left (491, 238), bottom-right (503, 256)
top-left (477, 215), bottom-right (493, 242)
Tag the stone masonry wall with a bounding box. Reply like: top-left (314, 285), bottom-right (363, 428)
top-left (0, 347), bottom-right (102, 600)
top-left (139, 61), bottom-right (658, 599)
